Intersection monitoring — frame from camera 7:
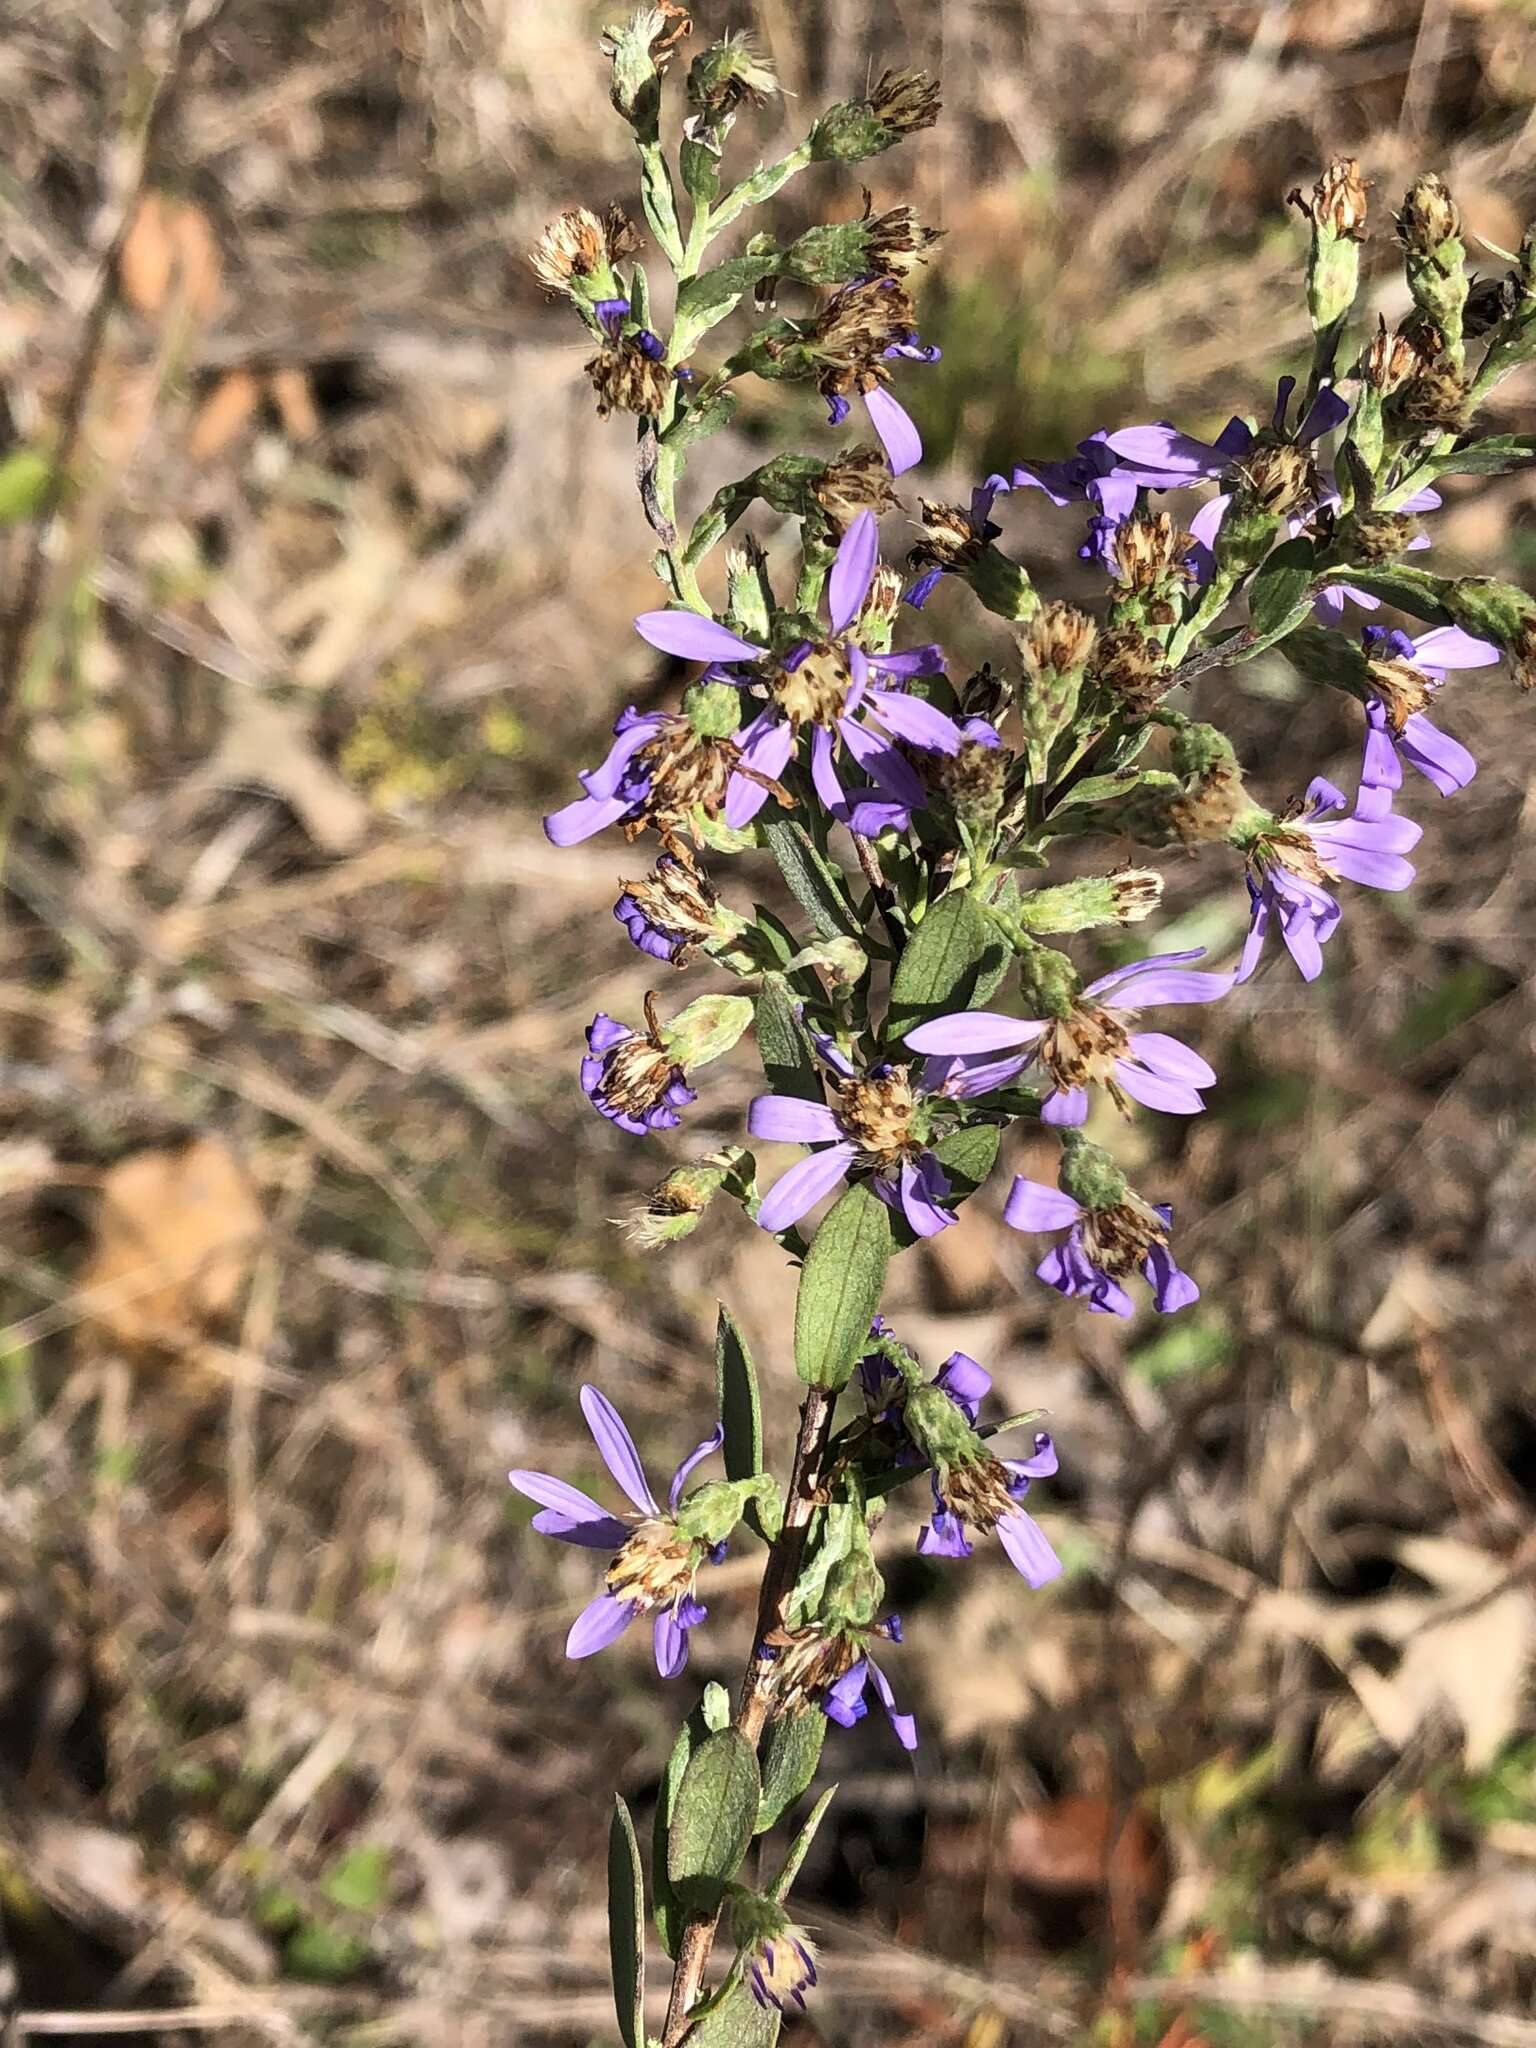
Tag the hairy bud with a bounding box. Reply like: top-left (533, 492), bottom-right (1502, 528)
top-left (686, 32), bottom-right (776, 120)
top-left (1297, 157), bottom-right (1367, 336)
top-left (809, 68), bottom-right (941, 162)
top-left (1397, 174), bottom-right (1468, 356)
top-left (621, 1149), bottom-right (747, 1247)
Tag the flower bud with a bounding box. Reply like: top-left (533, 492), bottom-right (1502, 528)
top-left (1021, 602), bottom-right (1099, 681)
top-left (1058, 1134), bottom-right (1129, 1211)
top-left (809, 68), bottom-right (941, 162)
top-left (1335, 509), bottom-right (1416, 564)
top-left (1397, 174), bottom-right (1468, 354)
top-left (1166, 722), bottom-right (1253, 843)
top-left (931, 721), bottom-right (1007, 833)
top-left (725, 535), bottom-right (774, 642)
top-left (1299, 157), bottom-right (1367, 335)
top-left (1014, 941), bottom-right (1079, 1019)
top-left (1390, 358), bottom-right (1470, 434)
top-left (662, 991), bottom-right (754, 1068)
top-left (1015, 869), bottom-right (1164, 934)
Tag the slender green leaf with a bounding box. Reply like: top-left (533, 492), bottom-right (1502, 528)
top-left (769, 1783), bottom-right (838, 1902)
top-left (1323, 563), bottom-right (1454, 625)
top-left (653, 1699), bottom-right (712, 1956)
top-left (762, 819), bottom-right (863, 942)
top-left (793, 1182), bottom-right (892, 1389)
top-left (886, 892), bottom-right (1009, 1038)
top-left (756, 1710), bottom-right (827, 1833)
top-left (1424, 434), bottom-right (1536, 479)
top-left (754, 975), bottom-right (821, 1102)
top-left (607, 1797), bottom-right (646, 2048)
top-left (1246, 537), bottom-right (1317, 650)
top-left (668, 1729), bottom-right (761, 1916)
top-left (715, 1305), bottom-right (764, 1489)
top-left (676, 251), bottom-right (781, 326)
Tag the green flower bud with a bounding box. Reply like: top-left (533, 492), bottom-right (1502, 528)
top-left (1014, 940), bottom-right (1080, 1019)
top-left (1015, 869), bottom-right (1164, 934)
top-left (1297, 157), bottom-right (1368, 335)
top-left (683, 678), bottom-right (748, 739)
top-left (1058, 1135), bottom-right (1129, 1210)
top-left (1397, 174), bottom-right (1468, 358)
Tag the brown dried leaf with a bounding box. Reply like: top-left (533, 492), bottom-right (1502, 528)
top-left (119, 193), bottom-right (224, 325)
top-left (202, 693), bottom-right (370, 854)
top-left (79, 1137), bottom-right (263, 1360)
top-left (188, 368), bottom-right (261, 461)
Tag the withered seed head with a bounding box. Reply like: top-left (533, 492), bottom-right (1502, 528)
top-left (1231, 442), bottom-right (1318, 518)
top-left (1020, 601), bottom-right (1099, 678)
top-left (909, 500), bottom-right (989, 572)
top-left (834, 1067), bottom-right (921, 1167)
top-left (1364, 655), bottom-right (1436, 733)
top-left (1362, 320), bottom-right (1427, 395)
top-left (1394, 359), bottom-right (1471, 433)
top-left (530, 208), bottom-right (610, 293)
top-left (773, 642), bottom-right (853, 729)
top-left (1091, 623), bottom-right (1167, 715)
top-left (868, 68), bottom-right (942, 136)
top-left (813, 446), bottom-right (899, 528)
top-left (1397, 173), bottom-right (1461, 255)
top-left (585, 339), bottom-right (673, 418)
top-left (1110, 511), bottom-right (1194, 595)
top-left (606, 1519), bottom-right (697, 1611)
top-left (1311, 157), bottom-right (1369, 240)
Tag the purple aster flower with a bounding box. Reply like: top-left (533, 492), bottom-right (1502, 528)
top-left (1105, 375), bottom-right (1350, 490)
top-left (508, 1384), bottom-right (725, 1677)
top-left (768, 1615), bottom-right (918, 1749)
top-left (581, 1002), bottom-right (697, 1133)
top-left (613, 852), bottom-right (734, 965)
top-left (1358, 623), bottom-right (1498, 799)
top-left (1310, 482), bottom-right (1440, 623)
top-left (1004, 1175), bottom-right (1198, 1317)
top-left (746, 1927), bottom-right (818, 2014)
top-left (1236, 775), bottom-right (1422, 983)
top-left (862, 1336), bottom-right (1064, 1587)
top-left (635, 511), bottom-right (963, 836)
top-left (973, 433), bottom-right (1143, 574)
top-left (747, 1027), bottom-right (1023, 1237)
top-left (543, 693), bottom-right (793, 849)
top-left (904, 947), bottom-right (1232, 1127)
top-left (809, 277), bottom-right (939, 476)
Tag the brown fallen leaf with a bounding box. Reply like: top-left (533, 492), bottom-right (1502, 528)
top-left (78, 1136), bottom-right (263, 1362)
top-left (197, 693), bottom-right (370, 855)
top-left (119, 192), bottom-right (224, 326)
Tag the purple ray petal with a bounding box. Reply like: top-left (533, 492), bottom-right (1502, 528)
top-left (822, 1660), bottom-right (869, 1728)
top-left (935, 1351), bottom-right (991, 1410)
top-left (921, 1050), bottom-right (1031, 1098)
top-left (1321, 844), bottom-right (1416, 891)
top-left (1003, 1177), bottom-right (1083, 1233)
top-left (566, 1591), bottom-right (637, 1659)
top-left (828, 508), bottom-right (881, 635)
top-left (897, 1153), bottom-right (955, 1237)
top-left (578, 715), bottom-right (666, 800)
top-left (1125, 1031), bottom-right (1217, 1087)
top-left (1399, 712), bottom-right (1476, 795)
top-left (863, 687), bottom-right (963, 754)
top-left (748, 1095), bottom-right (840, 1144)
top-left (586, 1013), bottom-right (633, 1054)
top-left (653, 1606), bottom-right (691, 1678)
top-left (1304, 775), bottom-right (1349, 816)
top-left (1081, 947), bottom-right (1208, 1003)
top-left (634, 611), bottom-right (765, 663)
top-left (838, 715), bottom-right (927, 805)
top-left (1412, 625), bottom-right (1501, 672)
top-left (863, 385), bottom-right (922, 476)
top-left (756, 1141), bottom-right (858, 1233)
top-left (669, 1422), bottom-right (724, 1510)
top-left (917, 1506), bottom-right (974, 1558)
top-left (580, 1385), bottom-right (659, 1516)
top-left (1113, 1062), bottom-right (1207, 1114)
top-left (544, 789), bottom-right (635, 846)
top-left (1007, 1432), bottom-right (1059, 1480)
top-left (1145, 1242), bottom-right (1200, 1312)
top-left (1040, 1084), bottom-right (1090, 1126)
top-left (866, 1657), bottom-right (919, 1750)
top-left (1296, 387), bottom-right (1350, 443)
top-left (530, 1509), bottom-right (632, 1548)
top-left (873, 644), bottom-right (947, 678)
top-left (998, 1510), bottom-right (1064, 1587)
top-left (509, 1469), bottom-right (615, 1522)
top-left (1104, 421), bottom-right (1224, 481)
top-left (810, 723), bottom-right (849, 819)
top-left (905, 1010), bottom-right (1043, 1055)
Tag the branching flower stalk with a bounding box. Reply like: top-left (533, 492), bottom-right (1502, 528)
top-left (521, 14), bottom-right (1536, 2043)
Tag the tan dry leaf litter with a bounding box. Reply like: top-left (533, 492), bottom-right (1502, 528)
top-left (78, 1136), bottom-right (264, 1361)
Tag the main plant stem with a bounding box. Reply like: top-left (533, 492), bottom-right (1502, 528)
top-left (660, 1384), bottom-right (838, 2046)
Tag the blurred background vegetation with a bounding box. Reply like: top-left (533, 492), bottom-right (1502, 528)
top-left (3, 1), bottom-right (1536, 2043)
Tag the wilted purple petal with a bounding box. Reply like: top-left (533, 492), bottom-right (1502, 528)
top-left (544, 790), bottom-right (634, 846)
top-left (1144, 1241), bottom-right (1200, 1312)
top-left (653, 1606), bottom-right (691, 1678)
top-left (838, 715), bottom-right (927, 805)
top-left (1040, 1083), bottom-right (1090, 1126)
top-left (866, 1657), bottom-right (919, 1750)
top-left (935, 1351), bottom-right (991, 1412)
top-left (580, 1384), bottom-right (659, 1515)
top-left (822, 1660), bottom-right (869, 1728)
top-left (917, 1505), bottom-right (974, 1558)
top-left (1296, 387), bottom-right (1350, 443)
top-left (1399, 711), bottom-right (1476, 795)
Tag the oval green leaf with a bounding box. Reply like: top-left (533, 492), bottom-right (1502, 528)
top-left (667, 1728), bottom-right (761, 1916)
top-left (793, 1181), bottom-right (892, 1389)
top-left (608, 1796), bottom-right (646, 2048)
top-left (885, 892), bottom-right (1009, 1038)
